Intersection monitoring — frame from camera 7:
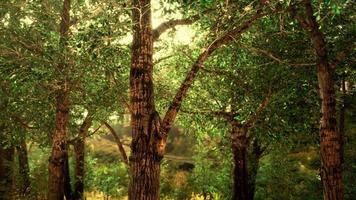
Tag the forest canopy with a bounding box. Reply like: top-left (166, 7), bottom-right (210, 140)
top-left (0, 0), bottom-right (355, 200)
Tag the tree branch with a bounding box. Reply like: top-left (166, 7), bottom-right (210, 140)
top-left (242, 45), bottom-right (315, 67)
top-left (330, 44), bottom-right (355, 69)
top-left (244, 89), bottom-right (272, 129)
top-left (161, 6), bottom-right (268, 136)
top-left (181, 108), bottom-right (237, 122)
top-left (291, 0), bottom-right (329, 63)
top-left (87, 123), bottom-right (103, 137)
top-left (103, 122), bottom-right (129, 166)
top-left (152, 10), bottom-right (211, 41)
top-left (79, 114), bottom-right (92, 137)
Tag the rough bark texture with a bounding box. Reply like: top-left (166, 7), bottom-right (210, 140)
top-left (48, 91), bottom-right (70, 200)
top-left (231, 123), bottom-right (249, 200)
top-left (129, 0), bottom-right (163, 199)
top-left (297, 1), bottom-right (343, 199)
top-left (128, 2), bottom-right (267, 199)
top-left (48, 0), bottom-right (71, 199)
top-left (17, 138), bottom-right (31, 196)
top-left (0, 145), bottom-right (14, 200)
top-left (73, 117), bottom-right (92, 200)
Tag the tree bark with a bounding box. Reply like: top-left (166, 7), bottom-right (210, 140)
top-left (48, 92), bottom-right (70, 200)
top-left (64, 150), bottom-right (72, 200)
top-left (73, 117), bottom-right (92, 200)
top-left (295, 1), bottom-right (343, 199)
top-left (16, 138), bottom-right (31, 197)
top-left (231, 123), bottom-right (249, 200)
top-left (129, 0), bottom-right (163, 199)
top-left (128, 2), bottom-right (268, 199)
top-left (0, 145), bottom-right (14, 200)
top-left (73, 139), bottom-right (84, 200)
top-left (338, 77), bottom-right (345, 164)
top-left (247, 138), bottom-right (264, 200)
top-left (317, 49), bottom-right (343, 200)
top-left (48, 0), bottom-right (71, 199)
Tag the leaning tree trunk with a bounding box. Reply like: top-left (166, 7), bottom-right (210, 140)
top-left (299, 1), bottom-right (343, 199)
top-left (48, 0), bottom-right (71, 199)
top-left (231, 123), bottom-right (249, 200)
top-left (0, 145), bottom-right (14, 200)
top-left (128, 0), bottom-right (162, 199)
top-left (17, 138), bottom-right (31, 197)
top-left (73, 117), bottom-right (91, 200)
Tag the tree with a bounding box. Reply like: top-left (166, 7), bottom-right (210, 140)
top-left (128, 0), bottom-right (270, 198)
top-left (289, 1), bottom-right (354, 199)
top-left (16, 136), bottom-right (31, 196)
top-left (47, 0), bottom-right (72, 199)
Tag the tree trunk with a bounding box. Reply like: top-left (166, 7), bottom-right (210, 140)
top-left (48, 0), bottom-right (71, 199)
top-left (64, 150), bottom-right (72, 200)
top-left (247, 138), bottom-right (263, 200)
top-left (73, 117), bottom-right (91, 200)
top-left (129, 0), bottom-right (163, 199)
top-left (231, 123), bottom-right (249, 200)
top-left (317, 53), bottom-right (343, 200)
top-left (16, 138), bottom-right (30, 197)
top-left (73, 139), bottom-right (84, 200)
top-left (338, 77), bottom-right (345, 164)
top-left (299, 2), bottom-right (343, 199)
top-left (0, 145), bottom-right (14, 200)
top-left (48, 91), bottom-right (70, 200)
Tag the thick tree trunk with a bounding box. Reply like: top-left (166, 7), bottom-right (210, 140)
top-left (247, 138), bottom-right (263, 200)
top-left (48, 0), bottom-right (71, 199)
top-left (0, 145), bottom-right (14, 200)
top-left (73, 117), bottom-right (91, 200)
top-left (127, 2), bottom-right (267, 199)
top-left (16, 138), bottom-right (31, 196)
top-left (317, 53), bottom-right (343, 200)
top-left (129, 1), bottom-right (163, 199)
top-left (299, 2), bottom-right (343, 199)
top-left (291, 1), bottom-right (343, 199)
top-left (231, 123), bottom-right (249, 200)
top-left (48, 92), bottom-right (70, 200)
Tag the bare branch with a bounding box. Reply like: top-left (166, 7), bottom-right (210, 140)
top-left (153, 54), bottom-right (175, 65)
top-left (103, 122), bottom-right (129, 166)
top-left (152, 10), bottom-right (212, 41)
